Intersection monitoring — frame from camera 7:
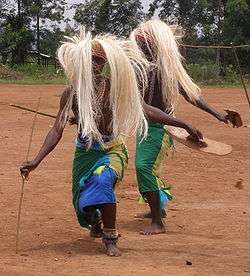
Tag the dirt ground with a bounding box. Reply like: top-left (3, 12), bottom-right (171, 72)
top-left (0, 84), bottom-right (250, 276)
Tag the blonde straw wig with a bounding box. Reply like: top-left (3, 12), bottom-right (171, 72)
top-left (130, 20), bottom-right (201, 107)
top-left (57, 29), bottom-right (148, 145)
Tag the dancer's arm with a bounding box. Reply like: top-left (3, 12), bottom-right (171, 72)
top-left (180, 86), bottom-right (228, 123)
top-left (20, 87), bottom-right (71, 178)
top-left (143, 102), bottom-right (203, 142)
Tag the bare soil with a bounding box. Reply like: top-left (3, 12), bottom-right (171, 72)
top-left (0, 84), bottom-right (250, 276)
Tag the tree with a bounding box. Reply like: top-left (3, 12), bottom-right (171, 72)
top-left (109, 0), bottom-right (145, 37)
top-left (151, 0), bottom-right (208, 43)
top-left (74, 0), bottom-right (145, 37)
top-left (40, 27), bottom-right (64, 57)
top-left (0, 14), bottom-right (33, 64)
top-left (40, 23), bottom-right (75, 57)
top-left (152, 0), bottom-right (250, 72)
top-left (147, 0), bottom-right (159, 19)
top-left (74, 0), bottom-right (106, 33)
top-left (0, 1), bottom-right (33, 65)
top-left (21, 0), bottom-right (67, 63)
top-left (0, 0), bottom-right (11, 21)
top-left (95, 0), bottom-right (112, 33)
top-left (222, 0), bottom-right (250, 70)
top-left (223, 0), bottom-right (250, 43)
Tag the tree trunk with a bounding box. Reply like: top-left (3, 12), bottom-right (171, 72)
top-left (15, 0), bottom-right (22, 64)
top-left (216, 48), bottom-right (221, 80)
top-left (37, 13), bottom-right (40, 65)
top-left (18, 0), bottom-right (21, 17)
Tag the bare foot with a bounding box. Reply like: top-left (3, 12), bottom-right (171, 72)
top-left (105, 243), bottom-right (122, 257)
top-left (134, 209), bottom-right (166, 219)
top-left (140, 222), bottom-right (166, 235)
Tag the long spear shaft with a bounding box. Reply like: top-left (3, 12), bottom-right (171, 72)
top-left (231, 44), bottom-right (250, 111)
top-left (16, 95), bottom-right (42, 254)
top-left (10, 104), bottom-right (56, 119)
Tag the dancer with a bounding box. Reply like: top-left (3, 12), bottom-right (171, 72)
top-left (130, 20), bottom-right (229, 235)
top-left (20, 30), bottom-right (203, 256)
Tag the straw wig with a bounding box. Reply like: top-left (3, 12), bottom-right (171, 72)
top-left (130, 20), bottom-right (201, 107)
top-left (57, 29), bottom-right (148, 145)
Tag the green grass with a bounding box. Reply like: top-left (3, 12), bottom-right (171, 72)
top-left (216, 82), bottom-right (250, 88)
top-left (187, 63), bottom-right (250, 88)
top-left (1, 78), bottom-right (249, 87)
top-left (198, 81), bottom-right (250, 89)
top-left (0, 77), bottom-right (66, 85)
top-left (0, 63), bottom-right (66, 85)
top-left (1, 62), bottom-right (249, 87)
top-left (199, 82), bottom-right (250, 89)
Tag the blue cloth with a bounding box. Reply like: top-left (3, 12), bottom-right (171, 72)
top-left (159, 190), bottom-right (169, 209)
top-left (78, 166), bottom-right (117, 211)
top-left (76, 134), bottom-right (114, 150)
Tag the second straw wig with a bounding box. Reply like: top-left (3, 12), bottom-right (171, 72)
top-left (57, 30), bottom-right (148, 144)
top-left (130, 20), bottom-right (201, 107)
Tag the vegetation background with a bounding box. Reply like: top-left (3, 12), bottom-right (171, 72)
top-left (0, 0), bottom-right (249, 85)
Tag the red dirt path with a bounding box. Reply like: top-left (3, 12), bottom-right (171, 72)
top-left (0, 84), bottom-right (250, 276)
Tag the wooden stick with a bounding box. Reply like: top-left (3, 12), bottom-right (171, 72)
top-left (180, 43), bottom-right (250, 49)
top-left (231, 44), bottom-right (250, 111)
top-left (16, 95), bottom-right (42, 254)
top-left (10, 104), bottom-right (56, 119)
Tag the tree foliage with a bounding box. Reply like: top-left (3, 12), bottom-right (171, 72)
top-left (0, 15), bottom-right (33, 64)
top-left (74, 0), bottom-right (108, 33)
top-left (74, 0), bottom-right (144, 36)
top-left (0, 0), bottom-right (67, 64)
top-left (0, 0), bottom-right (12, 21)
top-left (109, 0), bottom-right (144, 36)
top-left (152, 0), bottom-right (250, 45)
top-left (0, 0), bottom-right (249, 72)
top-left (22, 0), bottom-right (66, 23)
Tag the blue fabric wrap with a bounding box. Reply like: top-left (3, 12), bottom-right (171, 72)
top-left (159, 190), bottom-right (169, 209)
top-left (78, 166), bottom-right (117, 211)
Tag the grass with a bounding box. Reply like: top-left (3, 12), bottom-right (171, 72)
top-left (211, 82), bottom-right (250, 88)
top-left (0, 63), bottom-right (250, 87)
top-left (0, 63), bottom-right (66, 85)
top-left (187, 63), bottom-right (250, 88)
top-left (0, 77), bottom-right (66, 85)
top-left (198, 81), bottom-right (250, 89)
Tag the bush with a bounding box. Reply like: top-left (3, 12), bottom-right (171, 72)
top-left (186, 63), bottom-right (221, 84)
top-left (224, 65), bottom-right (239, 83)
top-left (12, 63), bottom-right (64, 80)
top-left (186, 62), bottom-right (246, 85)
top-left (0, 63), bottom-right (65, 84)
top-left (0, 64), bottom-right (23, 80)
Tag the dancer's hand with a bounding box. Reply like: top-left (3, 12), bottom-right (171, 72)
top-left (20, 160), bottom-right (38, 180)
top-left (224, 109), bottom-right (243, 128)
top-left (216, 112), bottom-right (229, 124)
top-left (185, 125), bottom-right (203, 144)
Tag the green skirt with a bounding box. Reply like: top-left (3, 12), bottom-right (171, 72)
top-left (135, 122), bottom-right (173, 198)
top-left (72, 137), bottom-right (128, 228)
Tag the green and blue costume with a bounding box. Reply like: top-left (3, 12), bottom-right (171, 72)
top-left (72, 136), bottom-right (128, 228)
top-left (135, 122), bottom-right (173, 208)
